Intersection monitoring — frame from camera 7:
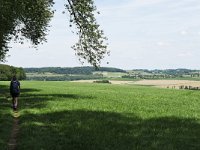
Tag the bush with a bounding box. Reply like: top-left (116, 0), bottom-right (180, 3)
top-left (93, 80), bottom-right (111, 84)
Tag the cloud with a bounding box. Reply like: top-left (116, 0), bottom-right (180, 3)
top-left (178, 51), bottom-right (193, 57)
top-left (156, 41), bottom-right (171, 47)
top-left (180, 30), bottom-right (188, 36)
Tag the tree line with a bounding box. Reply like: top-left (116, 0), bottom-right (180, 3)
top-left (123, 69), bottom-right (200, 79)
top-left (132, 69), bottom-right (198, 76)
top-left (0, 64), bottom-right (26, 81)
top-left (26, 74), bottom-right (103, 81)
top-left (24, 66), bottom-right (126, 75)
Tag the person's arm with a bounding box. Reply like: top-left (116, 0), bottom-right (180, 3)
top-left (18, 81), bottom-right (20, 90)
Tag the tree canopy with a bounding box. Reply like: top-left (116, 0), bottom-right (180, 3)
top-left (0, 64), bottom-right (26, 80)
top-left (24, 66), bottom-right (126, 75)
top-left (0, 0), bottom-right (108, 67)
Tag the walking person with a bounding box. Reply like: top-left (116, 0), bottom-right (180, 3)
top-left (10, 76), bottom-right (20, 111)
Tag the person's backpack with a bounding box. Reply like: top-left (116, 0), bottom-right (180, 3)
top-left (11, 81), bottom-right (20, 94)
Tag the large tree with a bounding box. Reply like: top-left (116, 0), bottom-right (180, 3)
top-left (0, 0), bottom-right (108, 67)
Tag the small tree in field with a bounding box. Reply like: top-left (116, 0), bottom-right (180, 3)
top-left (0, 0), bottom-right (108, 67)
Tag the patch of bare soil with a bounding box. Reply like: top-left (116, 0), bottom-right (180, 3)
top-left (133, 80), bottom-right (200, 89)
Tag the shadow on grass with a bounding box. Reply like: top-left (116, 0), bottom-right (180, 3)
top-left (19, 110), bottom-right (200, 150)
top-left (1, 83), bottom-right (95, 109)
top-left (0, 83), bottom-right (41, 98)
top-left (19, 93), bottom-right (95, 109)
top-left (0, 84), bottom-right (9, 96)
top-left (0, 84), bottom-right (46, 149)
top-left (0, 112), bottom-right (13, 149)
top-left (0, 84), bottom-right (44, 109)
top-left (20, 93), bottom-right (94, 100)
top-left (0, 84), bottom-right (96, 149)
top-left (20, 88), bottom-right (42, 93)
top-left (0, 84), bottom-right (13, 149)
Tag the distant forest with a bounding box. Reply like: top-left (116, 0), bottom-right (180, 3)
top-left (0, 64), bottom-right (26, 81)
top-left (132, 69), bottom-right (200, 76)
top-left (123, 69), bottom-right (200, 79)
top-left (24, 66), bottom-right (126, 75)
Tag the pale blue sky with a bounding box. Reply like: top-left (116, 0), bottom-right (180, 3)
top-left (4, 0), bottom-right (200, 69)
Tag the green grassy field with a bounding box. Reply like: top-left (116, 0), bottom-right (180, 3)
top-left (0, 81), bottom-right (200, 149)
top-left (0, 84), bottom-right (13, 150)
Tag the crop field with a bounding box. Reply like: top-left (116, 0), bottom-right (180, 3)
top-left (93, 71), bottom-right (128, 78)
top-left (133, 79), bottom-right (200, 89)
top-left (0, 81), bottom-right (200, 149)
top-left (26, 72), bottom-right (64, 77)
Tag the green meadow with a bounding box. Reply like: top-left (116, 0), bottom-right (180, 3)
top-left (0, 81), bottom-right (200, 149)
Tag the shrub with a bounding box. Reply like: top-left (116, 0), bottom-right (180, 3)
top-left (93, 80), bottom-right (111, 84)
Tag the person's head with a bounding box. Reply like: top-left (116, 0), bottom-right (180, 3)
top-left (12, 76), bottom-right (17, 81)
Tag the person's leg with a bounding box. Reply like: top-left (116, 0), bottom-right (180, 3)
top-left (14, 97), bottom-right (18, 109)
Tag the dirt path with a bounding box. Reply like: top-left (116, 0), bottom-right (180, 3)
top-left (8, 111), bottom-right (20, 150)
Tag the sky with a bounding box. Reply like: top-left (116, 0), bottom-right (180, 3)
top-left (3, 0), bottom-right (200, 70)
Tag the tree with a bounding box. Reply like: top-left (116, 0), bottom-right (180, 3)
top-left (0, 64), bottom-right (26, 80)
top-left (0, 0), bottom-right (108, 67)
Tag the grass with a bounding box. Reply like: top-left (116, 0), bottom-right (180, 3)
top-left (0, 81), bottom-right (200, 149)
top-left (0, 84), bottom-right (13, 149)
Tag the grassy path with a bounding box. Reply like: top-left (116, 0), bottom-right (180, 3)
top-left (8, 111), bottom-right (20, 150)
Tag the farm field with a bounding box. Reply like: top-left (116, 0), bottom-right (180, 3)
top-left (71, 79), bottom-right (136, 85)
top-left (133, 80), bottom-right (200, 89)
top-left (0, 81), bottom-right (200, 149)
top-left (72, 79), bottom-right (200, 89)
top-left (93, 71), bottom-right (128, 78)
top-left (26, 72), bottom-right (64, 77)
